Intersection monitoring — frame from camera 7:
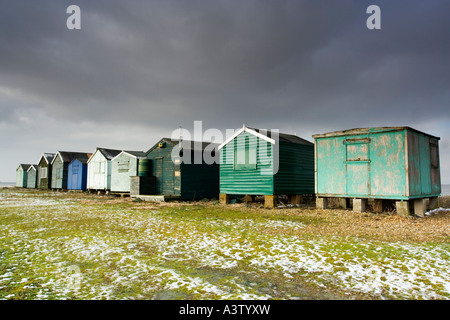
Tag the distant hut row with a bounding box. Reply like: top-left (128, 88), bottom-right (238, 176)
top-left (16, 126), bottom-right (441, 216)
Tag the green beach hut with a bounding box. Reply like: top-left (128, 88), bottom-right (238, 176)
top-left (37, 153), bottom-right (56, 190)
top-left (313, 127), bottom-right (441, 216)
top-left (218, 125), bottom-right (314, 208)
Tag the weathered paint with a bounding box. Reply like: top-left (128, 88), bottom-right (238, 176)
top-left (68, 159), bottom-right (88, 190)
top-left (51, 156), bottom-right (65, 189)
top-left (16, 164), bottom-right (30, 187)
top-left (313, 127), bottom-right (441, 200)
top-left (219, 128), bottom-right (314, 196)
top-left (37, 153), bottom-right (55, 190)
top-left (26, 165), bottom-right (38, 188)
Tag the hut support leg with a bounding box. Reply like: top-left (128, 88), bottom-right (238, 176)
top-left (290, 195), bottom-right (303, 205)
top-left (316, 197), bottom-right (328, 209)
top-left (414, 199), bottom-right (427, 217)
top-left (353, 198), bottom-right (367, 213)
top-left (373, 199), bottom-right (383, 213)
top-left (338, 198), bottom-right (349, 209)
top-left (264, 195), bottom-right (278, 209)
top-left (396, 201), bottom-right (410, 217)
top-left (429, 197), bottom-right (439, 210)
top-left (219, 193), bottom-right (230, 204)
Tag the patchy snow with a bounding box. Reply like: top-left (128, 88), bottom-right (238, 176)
top-left (425, 207), bottom-right (450, 216)
top-left (0, 190), bottom-right (449, 300)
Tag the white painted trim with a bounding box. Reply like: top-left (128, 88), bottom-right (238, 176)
top-left (27, 165), bottom-right (37, 173)
top-left (111, 150), bottom-right (125, 161)
top-left (112, 151), bottom-right (146, 161)
top-left (217, 125), bottom-right (275, 150)
top-left (51, 152), bottom-right (64, 165)
top-left (87, 148), bottom-right (106, 164)
top-left (245, 127), bottom-right (276, 145)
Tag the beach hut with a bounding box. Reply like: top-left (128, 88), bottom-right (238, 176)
top-left (16, 164), bottom-right (31, 187)
top-left (111, 150), bottom-right (147, 193)
top-left (144, 138), bottom-right (219, 200)
top-left (67, 158), bottom-right (90, 191)
top-left (87, 148), bottom-right (122, 191)
top-left (218, 125), bottom-right (314, 208)
top-left (37, 153), bottom-right (56, 189)
top-left (26, 165), bottom-right (38, 189)
top-left (313, 127), bottom-right (441, 216)
top-left (51, 152), bottom-right (92, 190)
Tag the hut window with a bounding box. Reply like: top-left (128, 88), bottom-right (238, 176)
top-left (234, 136), bottom-right (257, 170)
top-left (97, 162), bottom-right (105, 173)
top-left (40, 167), bottom-right (47, 178)
top-left (346, 142), bottom-right (369, 161)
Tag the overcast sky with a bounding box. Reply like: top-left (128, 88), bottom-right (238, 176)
top-left (1, 0), bottom-right (449, 184)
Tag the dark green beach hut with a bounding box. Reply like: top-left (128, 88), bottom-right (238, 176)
top-left (37, 153), bottom-right (56, 189)
top-left (144, 138), bottom-right (219, 200)
top-left (218, 125), bottom-right (314, 208)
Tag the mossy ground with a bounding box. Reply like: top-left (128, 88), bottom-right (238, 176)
top-left (0, 188), bottom-right (449, 300)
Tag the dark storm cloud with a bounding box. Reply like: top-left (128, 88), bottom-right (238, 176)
top-left (1, 0), bottom-right (447, 129)
top-left (1, 0), bottom-right (449, 182)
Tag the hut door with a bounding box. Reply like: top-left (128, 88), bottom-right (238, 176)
top-left (345, 140), bottom-right (370, 196)
top-left (71, 162), bottom-right (79, 189)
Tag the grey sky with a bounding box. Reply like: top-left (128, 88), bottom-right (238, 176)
top-left (1, 0), bottom-right (449, 183)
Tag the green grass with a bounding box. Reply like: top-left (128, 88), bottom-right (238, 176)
top-left (0, 188), bottom-right (449, 300)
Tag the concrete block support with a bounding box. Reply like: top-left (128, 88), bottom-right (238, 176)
top-left (373, 199), bottom-right (383, 213)
top-left (414, 198), bottom-right (427, 217)
top-left (316, 197), bottom-right (328, 209)
top-left (429, 197), bottom-right (439, 210)
top-left (219, 193), bottom-right (230, 204)
top-left (264, 195), bottom-right (278, 209)
top-left (353, 198), bottom-right (367, 213)
top-left (396, 201), bottom-right (410, 217)
top-left (338, 198), bottom-right (349, 209)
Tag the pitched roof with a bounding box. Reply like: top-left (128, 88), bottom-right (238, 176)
top-left (18, 164), bottom-right (32, 171)
top-left (53, 151), bottom-right (92, 164)
top-left (218, 125), bottom-right (313, 150)
top-left (39, 153), bottom-right (56, 165)
top-left (248, 127), bottom-right (313, 145)
top-left (27, 165), bottom-right (38, 172)
top-left (97, 148), bottom-right (122, 160)
top-left (111, 150), bottom-right (147, 161)
top-left (146, 138), bottom-right (219, 155)
top-left (123, 150), bottom-right (147, 158)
